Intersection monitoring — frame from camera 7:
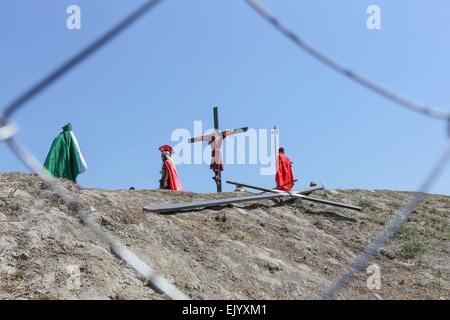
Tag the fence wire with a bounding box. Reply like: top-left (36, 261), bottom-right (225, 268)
top-left (323, 138), bottom-right (450, 299)
top-left (0, 0), bottom-right (189, 300)
top-left (3, 0), bottom-right (163, 119)
top-left (245, 0), bottom-right (450, 121)
top-left (1, 0), bottom-right (449, 301)
top-left (0, 128), bottom-right (188, 300)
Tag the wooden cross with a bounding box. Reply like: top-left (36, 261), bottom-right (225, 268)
top-left (188, 106), bottom-right (248, 193)
top-left (143, 180), bottom-right (363, 213)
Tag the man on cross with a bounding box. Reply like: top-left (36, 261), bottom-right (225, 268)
top-left (209, 129), bottom-right (232, 187)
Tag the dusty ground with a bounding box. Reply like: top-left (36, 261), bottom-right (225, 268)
top-left (0, 172), bottom-right (448, 300)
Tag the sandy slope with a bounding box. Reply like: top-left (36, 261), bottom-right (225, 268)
top-left (0, 173), bottom-right (448, 300)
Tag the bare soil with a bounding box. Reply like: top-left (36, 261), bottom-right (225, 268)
top-left (0, 173), bottom-right (448, 300)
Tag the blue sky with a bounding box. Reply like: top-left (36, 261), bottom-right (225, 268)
top-left (1, 0), bottom-right (449, 195)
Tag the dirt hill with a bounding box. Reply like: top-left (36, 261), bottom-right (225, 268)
top-left (0, 172), bottom-right (448, 300)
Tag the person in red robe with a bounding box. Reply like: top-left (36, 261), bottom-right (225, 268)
top-left (159, 145), bottom-right (183, 191)
top-left (209, 130), bottom-right (231, 181)
top-left (275, 147), bottom-right (295, 191)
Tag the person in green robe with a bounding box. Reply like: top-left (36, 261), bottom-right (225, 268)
top-left (43, 123), bottom-right (88, 183)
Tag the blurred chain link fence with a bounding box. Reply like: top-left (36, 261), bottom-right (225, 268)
top-left (0, 0), bottom-right (188, 300)
top-left (245, 0), bottom-right (450, 299)
top-left (1, 0), bottom-right (449, 300)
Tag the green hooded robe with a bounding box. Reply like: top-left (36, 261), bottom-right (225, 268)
top-left (43, 123), bottom-right (86, 183)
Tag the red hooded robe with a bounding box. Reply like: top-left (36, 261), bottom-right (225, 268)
top-left (159, 145), bottom-right (183, 191)
top-left (275, 151), bottom-right (295, 191)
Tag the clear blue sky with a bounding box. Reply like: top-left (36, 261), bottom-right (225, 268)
top-left (1, 0), bottom-right (449, 195)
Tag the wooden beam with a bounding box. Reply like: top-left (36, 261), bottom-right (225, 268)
top-left (291, 194), bottom-right (362, 211)
top-left (213, 106), bottom-right (219, 130)
top-left (144, 193), bottom-right (284, 213)
top-left (188, 127), bottom-right (249, 144)
top-left (226, 180), bottom-right (323, 195)
top-left (144, 185), bottom-right (322, 213)
top-left (226, 180), bottom-right (362, 211)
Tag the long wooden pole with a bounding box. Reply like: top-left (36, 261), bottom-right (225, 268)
top-left (213, 106), bottom-right (222, 193)
top-left (226, 180), bottom-right (362, 211)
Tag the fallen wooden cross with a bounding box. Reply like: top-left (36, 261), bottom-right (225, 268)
top-left (226, 180), bottom-right (362, 211)
top-left (143, 185), bottom-right (324, 214)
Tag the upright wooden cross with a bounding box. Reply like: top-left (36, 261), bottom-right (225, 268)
top-left (188, 106), bottom-right (248, 192)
